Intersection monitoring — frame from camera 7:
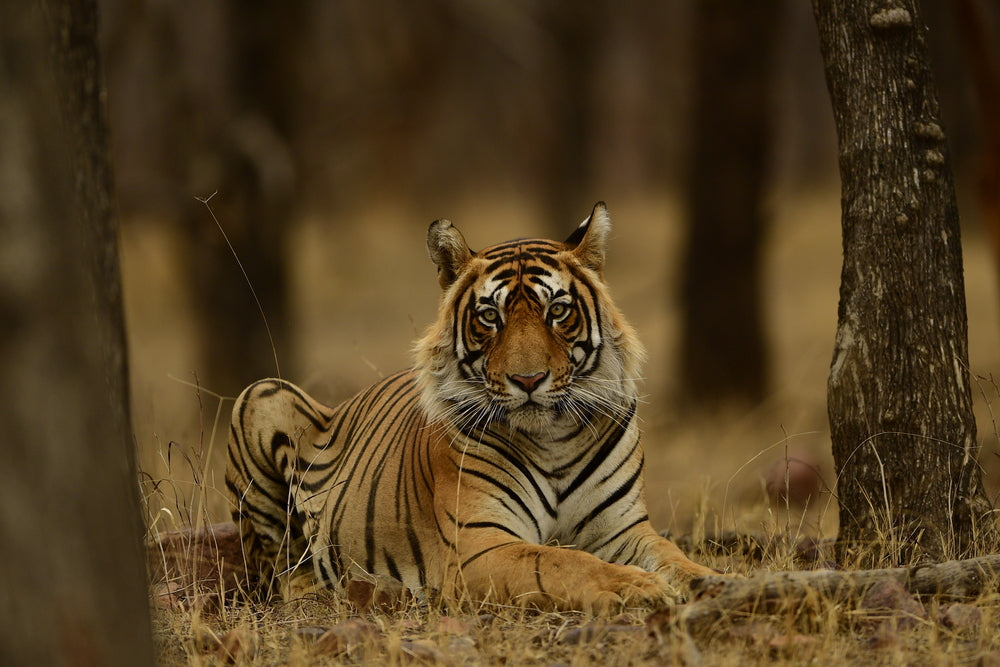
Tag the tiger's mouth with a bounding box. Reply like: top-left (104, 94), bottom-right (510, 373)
top-left (449, 382), bottom-right (580, 433)
top-left (500, 391), bottom-right (558, 414)
top-left (509, 399), bottom-right (549, 414)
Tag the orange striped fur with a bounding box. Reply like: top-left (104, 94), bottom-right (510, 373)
top-left (226, 203), bottom-right (714, 613)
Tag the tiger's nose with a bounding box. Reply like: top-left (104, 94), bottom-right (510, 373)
top-left (509, 371), bottom-right (548, 394)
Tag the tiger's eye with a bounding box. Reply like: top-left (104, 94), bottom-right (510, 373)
top-left (480, 308), bottom-right (499, 324)
top-left (549, 303), bottom-right (567, 319)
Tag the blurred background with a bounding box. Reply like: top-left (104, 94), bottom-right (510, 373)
top-left (101, 1), bottom-right (1000, 538)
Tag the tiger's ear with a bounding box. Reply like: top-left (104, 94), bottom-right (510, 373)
top-left (566, 201), bottom-right (611, 274)
top-left (427, 219), bottom-right (473, 289)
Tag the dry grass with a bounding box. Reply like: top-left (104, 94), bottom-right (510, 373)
top-left (143, 476), bottom-right (1000, 666)
top-left (129, 190), bottom-right (1000, 664)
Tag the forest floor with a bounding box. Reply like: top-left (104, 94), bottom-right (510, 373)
top-left (148, 578), bottom-right (1000, 665)
top-left (128, 190), bottom-right (1000, 664)
top-left (145, 519), bottom-right (1000, 665)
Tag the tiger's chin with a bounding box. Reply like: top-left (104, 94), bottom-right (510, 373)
top-left (503, 404), bottom-right (553, 433)
top-left (501, 400), bottom-right (583, 436)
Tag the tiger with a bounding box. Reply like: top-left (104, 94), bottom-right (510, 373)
top-left (226, 202), bottom-right (716, 614)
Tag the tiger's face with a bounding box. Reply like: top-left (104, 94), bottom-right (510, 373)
top-left (415, 203), bottom-right (645, 436)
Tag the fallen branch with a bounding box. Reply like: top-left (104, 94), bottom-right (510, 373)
top-left (677, 554), bottom-right (1000, 636)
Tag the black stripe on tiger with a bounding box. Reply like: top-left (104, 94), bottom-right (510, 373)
top-left (557, 402), bottom-right (636, 502)
top-left (569, 463), bottom-right (644, 537)
top-left (587, 515), bottom-right (649, 556)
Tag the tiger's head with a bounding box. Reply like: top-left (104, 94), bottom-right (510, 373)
top-left (415, 202), bottom-right (645, 437)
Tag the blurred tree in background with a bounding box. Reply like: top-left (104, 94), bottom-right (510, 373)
top-left (99, 0), bottom-right (702, 397)
top-left (678, 0), bottom-right (781, 408)
top-left (97, 0), bottom-right (997, 407)
top-left (101, 0), bottom-right (304, 394)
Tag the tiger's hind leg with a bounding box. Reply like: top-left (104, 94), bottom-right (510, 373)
top-left (226, 378), bottom-right (336, 598)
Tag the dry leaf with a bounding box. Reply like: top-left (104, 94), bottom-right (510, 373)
top-left (214, 627), bottom-right (259, 663)
top-left (559, 623), bottom-right (644, 645)
top-left (863, 625), bottom-right (903, 651)
top-left (434, 615), bottom-right (473, 635)
top-left (314, 619), bottom-right (380, 656)
top-left (724, 621), bottom-right (779, 646)
top-left (151, 581), bottom-right (185, 610)
top-left (978, 650), bottom-right (1000, 667)
top-left (294, 626), bottom-right (328, 642)
top-left (768, 633), bottom-right (819, 654)
top-left (939, 603), bottom-right (982, 633)
top-left (195, 626), bottom-right (259, 664)
top-left (645, 607), bottom-right (675, 643)
top-left (857, 579), bottom-right (927, 631)
top-left (399, 639), bottom-right (447, 663)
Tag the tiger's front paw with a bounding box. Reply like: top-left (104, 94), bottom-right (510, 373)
top-left (584, 566), bottom-right (683, 615)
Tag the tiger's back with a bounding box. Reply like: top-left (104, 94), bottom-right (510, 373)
top-left (227, 203), bottom-right (716, 613)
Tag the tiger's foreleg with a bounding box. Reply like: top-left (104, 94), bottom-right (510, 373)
top-left (442, 532), bottom-right (683, 615)
top-left (616, 524), bottom-right (720, 583)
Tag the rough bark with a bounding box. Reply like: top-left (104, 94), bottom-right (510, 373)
top-left (812, 0), bottom-right (992, 563)
top-left (678, 0), bottom-right (781, 407)
top-left (0, 3), bottom-right (152, 665)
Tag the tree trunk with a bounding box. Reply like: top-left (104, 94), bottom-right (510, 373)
top-left (178, 0), bottom-right (303, 397)
top-left (538, 0), bottom-right (601, 234)
top-left (812, 0), bottom-right (992, 564)
top-left (678, 0), bottom-right (781, 408)
top-left (0, 3), bottom-right (153, 665)
top-left (952, 0), bottom-right (1000, 296)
